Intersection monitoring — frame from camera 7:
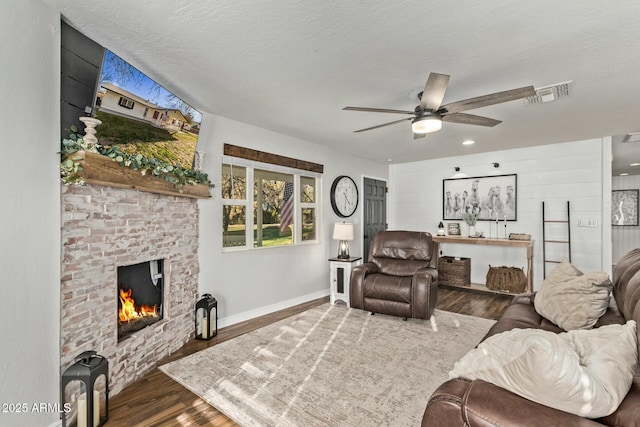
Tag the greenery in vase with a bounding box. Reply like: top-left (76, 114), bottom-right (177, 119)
top-left (59, 125), bottom-right (213, 192)
top-left (462, 212), bottom-right (478, 227)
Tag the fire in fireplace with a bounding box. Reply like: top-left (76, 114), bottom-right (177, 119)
top-left (117, 260), bottom-right (164, 341)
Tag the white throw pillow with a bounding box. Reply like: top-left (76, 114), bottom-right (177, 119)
top-left (449, 321), bottom-right (638, 418)
top-left (534, 259), bottom-right (612, 330)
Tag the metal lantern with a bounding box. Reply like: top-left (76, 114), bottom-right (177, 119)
top-left (195, 294), bottom-right (217, 340)
top-left (61, 351), bottom-right (109, 427)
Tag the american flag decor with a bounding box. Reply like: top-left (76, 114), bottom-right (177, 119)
top-left (279, 181), bottom-right (294, 233)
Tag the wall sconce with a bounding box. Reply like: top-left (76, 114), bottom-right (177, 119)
top-left (195, 294), bottom-right (218, 340)
top-left (492, 162), bottom-right (500, 168)
top-left (333, 222), bottom-right (354, 259)
top-left (452, 166), bottom-right (467, 178)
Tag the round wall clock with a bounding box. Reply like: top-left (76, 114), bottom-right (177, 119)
top-left (330, 175), bottom-right (359, 218)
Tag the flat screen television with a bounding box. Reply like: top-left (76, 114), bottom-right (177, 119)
top-left (95, 50), bottom-right (202, 168)
top-left (61, 22), bottom-right (202, 169)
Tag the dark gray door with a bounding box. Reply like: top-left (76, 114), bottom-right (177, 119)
top-left (363, 177), bottom-right (387, 262)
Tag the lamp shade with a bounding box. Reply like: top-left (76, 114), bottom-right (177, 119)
top-left (332, 222), bottom-right (354, 241)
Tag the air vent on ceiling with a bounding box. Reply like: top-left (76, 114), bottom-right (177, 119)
top-left (623, 132), bottom-right (640, 143)
top-left (524, 80), bottom-right (572, 105)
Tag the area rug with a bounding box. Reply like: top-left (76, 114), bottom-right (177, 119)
top-left (160, 304), bottom-right (495, 426)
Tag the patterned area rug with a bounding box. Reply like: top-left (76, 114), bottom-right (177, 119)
top-left (160, 304), bottom-right (495, 426)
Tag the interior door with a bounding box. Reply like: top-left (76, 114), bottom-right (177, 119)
top-left (363, 177), bottom-right (387, 262)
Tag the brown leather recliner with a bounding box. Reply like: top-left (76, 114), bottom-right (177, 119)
top-left (350, 230), bottom-right (438, 320)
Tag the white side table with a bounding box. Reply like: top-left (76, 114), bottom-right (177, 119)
top-left (328, 257), bottom-right (362, 307)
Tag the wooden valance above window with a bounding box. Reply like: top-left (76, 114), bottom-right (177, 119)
top-left (223, 144), bottom-right (324, 174)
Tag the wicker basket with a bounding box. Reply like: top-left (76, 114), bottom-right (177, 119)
top-left (438, 256), bottom-right (471, 287)
top-left (486, 265), bottom-right (526, 293)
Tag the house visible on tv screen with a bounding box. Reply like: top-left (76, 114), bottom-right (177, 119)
top-left (94, 50), bottom-right (201, 168)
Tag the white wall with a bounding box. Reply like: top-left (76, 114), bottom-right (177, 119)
top-left (196, 114), bottom-right (388, 325)
top-left (389, 138), bottom-right (611, 289)
top-left (613, 174), bottom-right (640, 262)
top-left (0, 1), bottom-right (61, 426)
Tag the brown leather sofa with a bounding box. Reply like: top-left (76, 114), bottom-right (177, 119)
top-left (350, 230), bottom-right (438, 320)
top-left (422, 248), bottom-right (640, 426)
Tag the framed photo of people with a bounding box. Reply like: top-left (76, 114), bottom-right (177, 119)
top-left (612, 189), bottom-right (639, 226)
top-left (443, 174), bottom-right (517, 221)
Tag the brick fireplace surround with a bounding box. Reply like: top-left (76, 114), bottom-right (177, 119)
top-left (61, 183), bottom-right (200, 395)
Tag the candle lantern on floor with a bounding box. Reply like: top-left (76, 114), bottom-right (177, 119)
top-left (195, 293), bottom-right (217, 340)
top-left (61, 351), bottom-right (109, 427)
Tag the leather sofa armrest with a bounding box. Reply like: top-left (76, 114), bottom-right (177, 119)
top-left (423, 378), bottom-right (604, 427)
top-left (412, 267), bottom-right (438, 319)
top-left (349, 263), bottom-right (378, 309)
top-left (511, 291), bottom-right (536, 306)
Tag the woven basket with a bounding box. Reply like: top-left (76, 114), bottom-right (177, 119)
top-left (438, 256), bottom-right (471, 287)
top-left (486, 265), bottom-right (526, 293)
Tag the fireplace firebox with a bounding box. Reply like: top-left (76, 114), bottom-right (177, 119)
top-left (117, 260), bottom-right (164, 341)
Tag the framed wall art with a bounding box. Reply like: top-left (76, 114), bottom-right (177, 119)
top-left (612, 189), bottom-right (639, 226)
top-left (443, 174), bottom-right (517, 221)
top-left (447, 222), bottom-right (461, 235)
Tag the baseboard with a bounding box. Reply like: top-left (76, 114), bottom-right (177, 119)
top-left (217, 289), bottom-right (330, 329)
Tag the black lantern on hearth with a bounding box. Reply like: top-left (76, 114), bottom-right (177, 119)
top-left (195, 293), bottom-right (217, 340)
top-left (61, 351), bottom-right (109, 427)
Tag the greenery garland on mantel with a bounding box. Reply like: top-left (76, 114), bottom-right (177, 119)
top-left (59, 125), bottom-right (213, 194)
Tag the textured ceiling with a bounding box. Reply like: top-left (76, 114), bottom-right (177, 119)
top-left (43, 0), bottom-right (640, 173)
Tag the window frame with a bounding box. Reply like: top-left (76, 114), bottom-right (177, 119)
top-left (222, 156), bottom-right (321, 252)
top-left (118, 96), bottom-right (135, 109)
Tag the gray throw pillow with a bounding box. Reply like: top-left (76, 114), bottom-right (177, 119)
top-left (534, 259), bottom-right (612, 330)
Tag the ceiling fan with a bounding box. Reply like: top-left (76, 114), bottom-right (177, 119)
top-left (343, 72), bottom-right (536, 139)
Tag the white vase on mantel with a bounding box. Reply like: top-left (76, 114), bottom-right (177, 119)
top-left (79, 116), bottom-right (102, 151)
top-left (468, 225), bottom-right (476, 237)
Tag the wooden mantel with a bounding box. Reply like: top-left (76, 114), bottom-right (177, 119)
top-left (68, 151), bottom-right (211, 199)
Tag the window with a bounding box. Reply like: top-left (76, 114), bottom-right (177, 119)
top-left (300, 176), bottom-right (316, 241)
top-left (222, 160), bottom-right (319, 250)
top-left (118, 96), bottom-right (135, 109)
top-left (222, 164), bottom-right (247, 248)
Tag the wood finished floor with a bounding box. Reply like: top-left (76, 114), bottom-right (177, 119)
top-left (105, 288), bottom-right (513, 426)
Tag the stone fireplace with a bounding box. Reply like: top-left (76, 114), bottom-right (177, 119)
top-left (61, 183), bottom-right (200, 396)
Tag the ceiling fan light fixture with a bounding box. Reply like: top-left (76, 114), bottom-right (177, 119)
top-left (411, 113), bottom-right (442, 134)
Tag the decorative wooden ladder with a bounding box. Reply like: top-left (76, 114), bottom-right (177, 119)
top-left (542, 201), bottom-right (572, 278)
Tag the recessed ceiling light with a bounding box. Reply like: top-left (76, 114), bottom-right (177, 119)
top-left (630, 163), bottom-right (640, 166)
top-left (620, 173), bottom-right (629, 176)
top-left (462, 140), bottom-right (475, 146)
top-left (387, 159), bottom-right (393, 162)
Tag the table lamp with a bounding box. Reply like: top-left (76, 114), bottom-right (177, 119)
top-left (333, 222), bottom-right (354, 259)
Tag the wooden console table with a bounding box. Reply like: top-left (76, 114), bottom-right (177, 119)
top-left (433, 235), bottom-right (534, 294)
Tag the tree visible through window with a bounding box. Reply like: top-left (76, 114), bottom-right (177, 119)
top-left (222, 162), bottom-right (318, 249)
top-left (222, 164), bottom-right (247, 248)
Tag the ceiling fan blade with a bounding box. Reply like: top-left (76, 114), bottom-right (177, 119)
top-left (441, 86), bottom-right (535, 114)
top-left (413, 132), bottom-right (426, 140)
top-left (420, 72), bottom-right (450, 111)
top-left (343, 106), bottom-right (414, 115)
top-left (443, 112), bottom-right (502, 127)
top-left (353, 117), bottom-right (412, 133)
